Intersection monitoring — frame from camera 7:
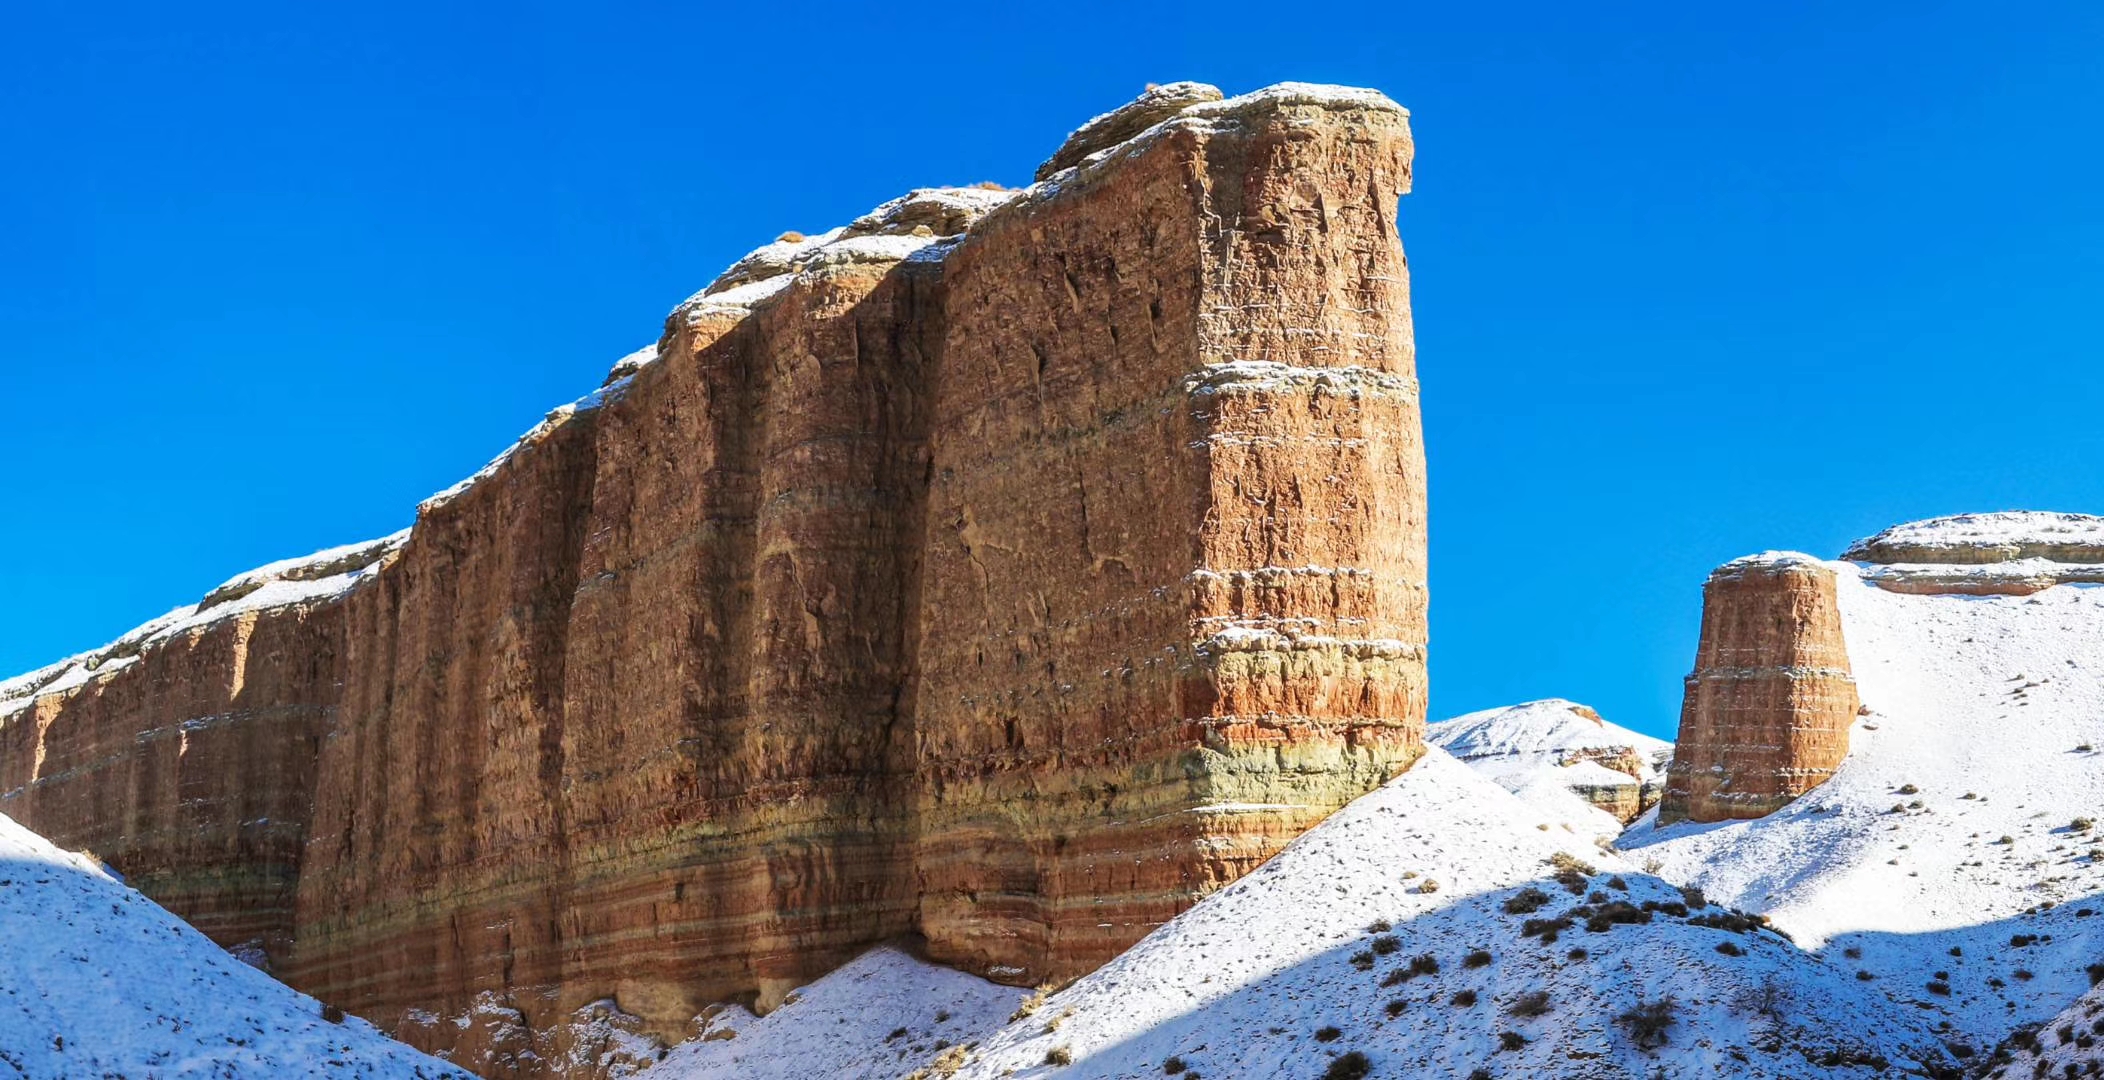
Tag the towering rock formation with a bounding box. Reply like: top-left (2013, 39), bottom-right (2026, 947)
top-left (1657, 554), bottom-right (1858, 825)
top-left (0, 81), bottom-right (1426, 1077)
top-left (1661, 511), bottom-right (2104, 825)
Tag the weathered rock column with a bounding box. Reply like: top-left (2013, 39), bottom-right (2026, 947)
top-left (1658, 554), bottom-right (1857, 824)
top-left (910, 85), bottom-right (1427, 985)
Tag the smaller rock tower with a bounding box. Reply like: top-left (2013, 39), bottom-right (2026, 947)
top-left (1657, 553), bottom-right (1858, 824)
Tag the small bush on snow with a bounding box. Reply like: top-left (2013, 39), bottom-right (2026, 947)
top-left (1617, 996), bottom-right (1677, 1050)
top-left (1322, 1051), bottom-right (1370, 1080)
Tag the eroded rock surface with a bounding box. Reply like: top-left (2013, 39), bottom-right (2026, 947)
top-left (1660, 512), bottom-right (2104, 825)
top-left (1657, 553), bottom-right (1859, 825)
top-left (0, 81), bottom-right (1425, 1078)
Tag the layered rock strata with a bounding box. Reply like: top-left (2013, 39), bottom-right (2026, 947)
top-left (0, 81), bottom-right (1425, 1077)
top-left (1847, 510), bottom-right (2104, 595)
top-left (1656, 553), bottom-right (1858, 825)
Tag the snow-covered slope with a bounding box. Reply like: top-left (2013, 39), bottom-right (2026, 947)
top-left (1623, 563), bottom-right (2104, 1050)
top-left (635, 944), bottom-right (1025, 1080)
top-left (1431, 699), bottom-right (1672, 831)
top-left (935, 751), bottom-right (1953, 1079)
top-left (0, 810), bottom-right (471, 1079)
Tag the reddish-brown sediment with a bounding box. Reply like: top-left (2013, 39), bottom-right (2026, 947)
top-left (0, 82), bottom-right (1426, 1077)
top-left (1657, 555), bottom-right (1857, 825)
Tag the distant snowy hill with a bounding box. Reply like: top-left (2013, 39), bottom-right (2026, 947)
top-left (0, 811), bottom-right (471, 1079)
top-left (1431, 699), bottom-right (1672, 830)
top-left (1624, 534), bottom-right (2104, 1052)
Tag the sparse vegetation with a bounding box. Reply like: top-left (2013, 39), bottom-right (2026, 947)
top-left (1385, 999), bottom-right (1407, 1018)
top-left (1417, 877), bottom-right (1441, 894)
top-left (1163, 1057), bottom-right (1186, 1075)
top-left (1452, 989), bottom-right (1478, 1007)
top-left (1498, 1031), bottom-right (1528, 1051)
top-left (1011, 989), bottom-right (1048, 1022)
top-left (1502, 887), bottom-right (1551, 915)
top-left (1315, 1026), bottom-right (1341, 1043)
top-left (1322, 1051), bottom-right (1371, 1080)
top-left (1371, 934), bottom-right (1401, 956)
top-left (1617, 996), bottom-right (1677, 1050)
top-left (321, 1003), bottom-right (345, 1024)
top-left (1507, 990), bottom-right (1552, 1018)
top-left (1351, 950), bottom-right (1376, 971)
top-left (1566, 947), bottom-right (1588, 961)
top-left (1716, 941), bottom-right (1743, 956)
top-left (1367, 919), bottom-right (1392, 934)
top-left (1045, 1046), bottom-right (1074, 1067)
top-left (1464, 949), bottom-right (1493, 968)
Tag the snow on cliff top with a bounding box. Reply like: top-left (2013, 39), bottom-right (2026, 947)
top-left (941, 750), bottom-right (1952, 1079)
top-left (635, 944), bottom-right (1025, 1080)
top-left (1625, 564), bottom-right (2104, 1047)
top-left (0, 811), bottom-right (471, 1079)
top-left (1844, 511), bottom-right (2104, 562)
top-left (0, 530), bottom-right (407, 721)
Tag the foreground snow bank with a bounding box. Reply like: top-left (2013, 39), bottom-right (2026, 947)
top-left (635, 944), bottom-right (1025, 1080)
top-left (946, 752), bottom-right (1951, 1079)
top-left (0, 811), bottom-right (470, 1079)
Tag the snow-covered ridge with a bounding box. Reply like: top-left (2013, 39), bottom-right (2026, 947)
top-left (669, 186), bottom-right (1019, 326)
top-left (1431, 699), bottom-right (1672, 833)
top-left (0, 529), bottom-right (409, 722)
top-left (0, 810), bottom-right (473, 1078)
top-left (1845, 511), bottom-right (2104, 565)
top-left (418, 343), bottom-right (657, 513)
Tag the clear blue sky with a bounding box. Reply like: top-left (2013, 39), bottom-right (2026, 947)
top-left (4, 2), bottom-right (2101, 740)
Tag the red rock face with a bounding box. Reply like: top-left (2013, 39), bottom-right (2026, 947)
top-left (1657, 556), bottom-right (1858, 824)
top-left (0, 84), bottom-right (1425, 1077)
top-left (0, 604), bottom-right (343, 969)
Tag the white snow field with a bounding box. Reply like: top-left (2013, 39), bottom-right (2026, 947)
top-left (634, 944), bottom-right (1026, 1080)
top-left (0, 811), bottom-right (472, 1079)
top-left (1624, 557), bottom-right (2104, 1053)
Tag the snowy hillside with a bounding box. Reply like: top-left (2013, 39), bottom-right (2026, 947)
top-left (1624, 556), bottom-right (2104, 1050)
top-left (635, 945), bottom-right (1025, 1080)
top-left (931, 751), bottom-right (1953, 1079)
top-left (0, 810), bottom-right (471, 1079)
top-left (1431, 699), bottom-right (1672, 830)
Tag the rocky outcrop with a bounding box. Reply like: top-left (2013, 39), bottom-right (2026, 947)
top-left (0, 81), bottom-right (1425, 1077)
top-left (1657, 554), bottom-right (1858, 825)
top-left (1848, 511), bottom-right (2104, 595)
top-left (1663, 513), bottom-right (2104, 825)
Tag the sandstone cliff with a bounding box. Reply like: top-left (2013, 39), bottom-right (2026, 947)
top-left (1657, 553), bottom-right (1858, 824)
top-left (0, 81), bottom-right (1425, 1077)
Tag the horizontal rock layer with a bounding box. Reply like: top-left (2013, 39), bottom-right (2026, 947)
top-left (1657, 555), bottom-right (1858, 824)
top-left (0, 82), bottom-right (1425, 1078)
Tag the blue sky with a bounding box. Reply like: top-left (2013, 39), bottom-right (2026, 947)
top-left (4, 2), bottom-right (2100, 739)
